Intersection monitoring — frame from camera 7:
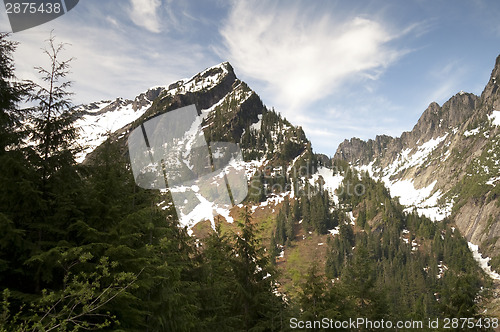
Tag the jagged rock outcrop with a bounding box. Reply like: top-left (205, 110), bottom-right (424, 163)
top-left (335, 92), bottom-right (480, 170)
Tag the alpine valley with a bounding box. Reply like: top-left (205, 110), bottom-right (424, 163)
top-left (2, 31), bottom-right (500, 330)
top-left (77, 57), bottom-right (500, 316)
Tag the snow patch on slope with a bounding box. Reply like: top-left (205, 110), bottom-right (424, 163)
top-left (388, 180), bottom-right (452, 221)
top-left (328, 226), bottom-right (340, 237)
top-left (382, 134), bottom-right (448, 178)
top-left (250, 114), bottom-right (263, 131)
top-left (464, 128), bottom-right (480, 137)
top-left (468, 242), bottom-right (500, 280)
top-left (355, 134), bottom-right (453, 221)
top-left (173, 156), bottom-right (268, 233)
top-left (174, 157), bottom-right (266, 232)
top-left (488, 110), bottom-right (500, 126)
top-left (309, 166), bottom-right (344, 204)
top-left (486, 176), bottom-right (500, 185)
top-left (389, 180), bottom-right (436, 206)
top-left (167, 62), bottom-right (229, 95)
top-left (387, 180), bottom-right (453, 222)
top-left (230, 157), bottom-right (267, 181)
top-left (357, 160), bottom-right (376, 177)
top-left (175, 192), bottom-right (234, 235)
top-left (75, 100), bottom-right (152, 162)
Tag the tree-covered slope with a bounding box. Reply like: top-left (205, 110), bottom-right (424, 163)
top-left (335, 55), bottom-right (500, 273)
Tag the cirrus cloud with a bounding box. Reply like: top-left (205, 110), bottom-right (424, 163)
top-left (220, 1), bottom-right (408, 112)
top-left (129, 0), bottom-right (162, 33)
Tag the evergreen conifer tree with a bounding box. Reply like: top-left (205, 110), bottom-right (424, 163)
top-left (197, 223), bottom-right (240, 331)
top-left (22, 33), bottom-right (81, 294)
top-left (0, 33), bottom-right (27, 153)
top-left (232, 207), bottom-right (283, 331)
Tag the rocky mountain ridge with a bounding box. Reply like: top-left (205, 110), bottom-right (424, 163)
top-left (76, 62), bottom-right (315, 231)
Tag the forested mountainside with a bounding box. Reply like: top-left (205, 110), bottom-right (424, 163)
top-left (1, 32), bottom-right (499, 331)
top-left (335, 55), bottom-right (500, 271)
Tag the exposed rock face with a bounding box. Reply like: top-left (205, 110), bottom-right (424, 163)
top-left (132, 87), bottom-right (164, 111)
top-left (455, 199), bottom-right (500, 254)
top-left (335, 55), bottom-right (500, 259)
top-left (481, 55), bottom-right (500, 111)
top-left (335, 93), bottom-right (480, 171)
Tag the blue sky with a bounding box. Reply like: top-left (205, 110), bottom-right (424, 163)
top-left (2, 0), bottom-right (500, 156)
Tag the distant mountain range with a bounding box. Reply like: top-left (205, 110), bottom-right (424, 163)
top-left (336, 55), bottom-right (500, 266)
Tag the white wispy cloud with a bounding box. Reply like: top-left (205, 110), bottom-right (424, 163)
top-left (129, 0), bottom-right (162, 33)
top-left (425, 59), bottom-right (468, 105)
top-left (106, 16), bottom-right (119, 28)
top-left (220, 1), bottom-right (409, 112)
top-left (6, 2), bottom-right (213, 106)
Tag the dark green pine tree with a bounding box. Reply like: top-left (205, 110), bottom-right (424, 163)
top-left (232, 207), bottom-right (284, 332)
top-left (197, 222), bottom-right (241, 331)
top-left (27, 34), bottom-right (80, 181)
top-left (298, 263), bottom-right (348, 325)
top-left (275, 209), bottom-right (286, 245)
top-left (0, 34), bottom-right (145, 331)
top-left (325, 237), bottom-right (343, 279)
top-left (297, 263), bottom-right (329, 322)
top-left (292, 198), bottom-right (301, 222)
top-left (81, 135), bottom-right (201, 331)
top-left (0, 33), bottom-right (27, 153)
top-left (138, 209), bottom-right (200, 332)
top-left (73, 136), bottom-right (146, 330)
top-left (310, 192), bottom-right (329, 234)
top-left (439, 272), bottom-right (481, 319)
top-left (0, 32), bottom-right (39, 300)
top-left (22, 33), bottom-right (82, 294)
top-left (301, 194), bottom-right (311, 229)
top-left (248, 172), bottom-right (265, 202)
top-left (269, 232), bottom-right (279, 264)
top-left (341, 242), bottom-right (387, 320)
top-left (358, 202), bottom-right (367, 229)
top-left (285, 210), bottom-right (294, 246)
